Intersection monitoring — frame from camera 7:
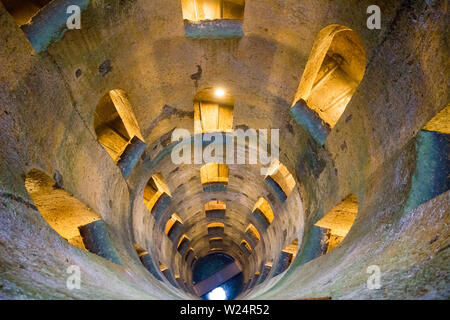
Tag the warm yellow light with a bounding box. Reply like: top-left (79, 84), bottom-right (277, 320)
top-left (215, 88), bottom-right (225, 98)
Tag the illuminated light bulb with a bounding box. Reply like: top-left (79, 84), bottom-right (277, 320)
top-left (215, 88), bottom-right (226, 98)
top-left (207, 287), bottom-right (227, 300)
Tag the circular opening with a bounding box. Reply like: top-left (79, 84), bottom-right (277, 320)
top-left (192, 252), bottom-right (243, 300)
top-left (207, 287), bottom-right (227, 300)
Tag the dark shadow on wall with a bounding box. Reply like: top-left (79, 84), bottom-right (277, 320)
top-left (403, 130), bottom-right (449, 213)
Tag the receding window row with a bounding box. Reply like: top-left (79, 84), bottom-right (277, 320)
top-left (204, 202), bottom-right (227, 252)
top-left (238, 223), bottom-right (261, 259)
top-left (239, 196), bottom-right (270, 257)
top-left (193, 88), bottom-right (297, 203)
top-left (243, 239), bottom-right (299, 292)
top-left (201, 203), bottom-right (264, 259)
top-left (240, 196), bottom-right (298, 279)
top-left (199, 159), bottom-right (296, 209)
top-left (207, 222), bottom-right (225, 251)
top-left (163, 213), bottom-right (199, 273)
top-left (199, 159), bottom-right (297, 203)
top-left (204, 202), bottom-right (226, 252)
top-left (142, 238), bottom-right (197, 288)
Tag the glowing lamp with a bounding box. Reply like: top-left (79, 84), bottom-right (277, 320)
top-left (214, 88), bottom-right (226, 98)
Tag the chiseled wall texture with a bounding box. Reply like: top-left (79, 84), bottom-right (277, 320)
top-left (0, 0), bottom-right (448, 299)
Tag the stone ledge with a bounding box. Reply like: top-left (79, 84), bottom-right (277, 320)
top-left (184, 19), bottom-right (243, 39)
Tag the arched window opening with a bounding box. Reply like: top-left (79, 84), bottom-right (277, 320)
top-left (185, 248), bottom-right (197, 265)
top-left (165, 213), bottom-right (184, 241)
top-left (181, 1), bottom-right (245, 39)
top-left (244, 224), bottom-right (260, 249)
top-left (240, 239), bottom-right (252, 255)
top-left (177, 234), bottom-right (191, 255)
top-left (25, 169), bottom-right (99, 250)
top-left (205, 200), bottom-right (226, 219)
top-left (143, 174), bottom-right (172, 220)
top-left (0, 0), bottom-right (51, 26)
top-left (174, 274), bottom-right (186, 289)
top-left (209, 237), bottom-right (224, 249)
top-left (252, 197), bottom-right (274, 230)
top-left (181, 0), bottom-right (244, 21)
top-left (314, 194), bottom-right (358, 253)
top-left (208, 222), bottom-right (225, 235)
top-left (273, 239), bottom-right (298, 276)
top-left (134, 243), bottom-right (147, 258)
top-left (200, 162), bottom-right (229, 192)
top-left (265, 159), bottom-right (296, 202)
top-left (245, 223), bottom-right (261, 245)
top-left (160, 262), bottom-right (168, 272)
top-left (159, 262), bottom-right (179, 288)
top-left (94, 89), bottom-right (146, 177)
top-left (134, 243), bottom-right (163, 281)
top-left (25, 169), bottom-right (121, 264)
top-left (259, 260), bottom-right (273, 283)
top-left (282, 238), bottom-right (299, 258)
top-left (194, 88), bottom-right (234, 134)
top-left (291, 25), bottom-right (366, 145)
top-left (404, 105), bottom-right (449, 212)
